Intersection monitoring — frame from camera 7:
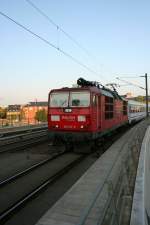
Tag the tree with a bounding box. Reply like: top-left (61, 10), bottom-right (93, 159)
top-left (0, 107), bottom-right (6, 119)
top-left (35, 109), bottom-right (47, 122)
top-left (135, 96), bottom-right (145, 102)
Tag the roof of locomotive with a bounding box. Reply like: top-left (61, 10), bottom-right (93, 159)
top-left (49, 85), bottom-right (124, 100)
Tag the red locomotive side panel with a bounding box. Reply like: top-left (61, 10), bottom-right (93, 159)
top-left (100, 97), bottom-right (128, 132)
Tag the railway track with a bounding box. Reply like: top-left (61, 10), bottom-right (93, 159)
top-left (0, 151), bottom-right (64, 187)
top-left (0, 124), bottom-right (47, 137)
top-left (0, 152), bottom-right (85, 224)
top-left (0, 123), bottom-right (136, 225)
top-left (0, 128), bottom-right (48, 153)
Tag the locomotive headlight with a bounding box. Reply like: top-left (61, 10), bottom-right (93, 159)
top-left (51, 115), bottom-right (60, 121)
top-left (78, 115), bottom-right (86, 122)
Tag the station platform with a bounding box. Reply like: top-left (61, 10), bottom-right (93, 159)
top-left (36, 120), bottom-right (148, 225)
top-left (130, 126), bottom-right (150, 225)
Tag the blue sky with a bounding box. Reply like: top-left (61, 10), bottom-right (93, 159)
top-left (0, 0), bottom-right (150, 106)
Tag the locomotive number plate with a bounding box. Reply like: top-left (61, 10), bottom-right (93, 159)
top-left (64, 125), bottom-right (73, 128)
top-left (62, 115), bottom-right (75, 121)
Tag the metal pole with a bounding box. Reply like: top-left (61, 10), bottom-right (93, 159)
top-left (145, 73), bottom-right (149, 117)
top-left (28, 104), bottom-right (29, 125)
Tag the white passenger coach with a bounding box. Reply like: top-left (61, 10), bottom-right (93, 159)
top-left (128, 100), bottom-right (146, 124)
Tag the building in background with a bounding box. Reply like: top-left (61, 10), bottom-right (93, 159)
top-left (6, 105), bottom-right (22, 125)
top-left (23, 101), bottom-right (48, 124)
top-left (5, 102), bottom-right (48, 126)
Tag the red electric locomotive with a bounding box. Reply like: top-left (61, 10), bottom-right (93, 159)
top-left (48, 78), bottom-right (128, 152)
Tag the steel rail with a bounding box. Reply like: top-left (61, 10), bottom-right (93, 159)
top-left (0, 127), bottom-right (47, 140)
top-left (0, 130), bottom-right (47, 144)
top-left (0, 125), bottom-right (46, 134)
top-left (0, 154), bottom-right (85, 223)
top-left (0, 151), bottom-right (65, 187)
top-left (0, 130), bottom-right (48, 154)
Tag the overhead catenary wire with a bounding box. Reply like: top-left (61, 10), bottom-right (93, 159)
top-left (116, 76), bottom-right (144, 79)
top-left (25, 0), bottom-right (93, 58)
top-left (0, 10), bottom-right (103, 82)
top-left (25, 0), bottom-right (107, 82)
top-left (116, 77), bottom-right (145, 90)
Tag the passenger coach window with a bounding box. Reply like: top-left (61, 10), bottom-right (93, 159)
top-left (105, 96), bottom-right (114, 119)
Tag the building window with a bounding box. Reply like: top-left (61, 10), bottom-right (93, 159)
top-left (105, 96), bottom-right (114, 119)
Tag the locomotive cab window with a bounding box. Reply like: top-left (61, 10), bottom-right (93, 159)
top-left (50, 92), bottom-right (69, 107)
top-left (105, 96), bottom-right (114, 119)
top-left (72, 99), bottom-right (80, 106)
top-left (50, 91), bottom-right (90, 107)
top-left (70, 92), bottom-right (90, 107)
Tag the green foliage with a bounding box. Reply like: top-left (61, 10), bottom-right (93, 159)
top-left (134, 96), bottom-right (145, 102)
top-left (0, 107), bottom-right (7, 119)
top-left (35, 109), bottom-right (47, 122)
top-left (11, 115), bottom-right (17, 120)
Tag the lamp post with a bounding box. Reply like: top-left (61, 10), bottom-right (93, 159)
top-left (141, 73), bottom-right (149, 117)
top-left (35, 99), bottom-right (37, 124)
top-left (27, 104), bottom-right (29, 125)
top-left (146, 73), bottom-right (149, 117)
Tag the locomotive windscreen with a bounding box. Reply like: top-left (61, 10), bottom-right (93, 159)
top-left (70, 92), bottom-right (90, 107)
top-left (50, 91), bottom-right (90, 107)
top-left (50, 92), bottom-right (69, 107)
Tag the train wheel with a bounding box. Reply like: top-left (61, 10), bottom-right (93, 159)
top-left (48, 143), bottom-right (65, 153)
top-left (48, 137), bottom-right (65, 153)
top-left (65, 142), bottom-right (73, 152)
top-left (93, 138), bottom-right (105, 157)
top-left (73, 141), bottom-right (94, 154)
